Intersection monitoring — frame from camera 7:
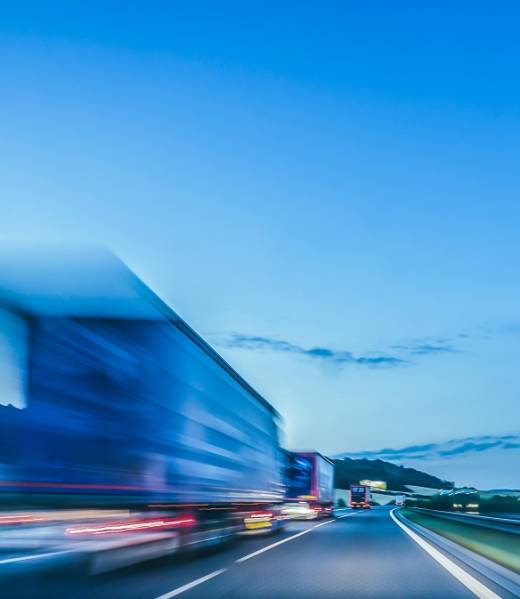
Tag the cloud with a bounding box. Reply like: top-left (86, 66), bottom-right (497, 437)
top-left (438, 441), bottom-right (503, 457)
top-left (335, 434), bottom-right (520, 461)
top-left (391, 340), bottom-right (458, 356)
top-left (215, 329), bottom-right (470, 369)
top-left (219, 333), bottom-right (407, 368)
top-left (409, 343), bottom-right (457, 355)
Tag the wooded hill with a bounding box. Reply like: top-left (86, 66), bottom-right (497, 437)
top-left (334, 457), bottom-right (453, 491)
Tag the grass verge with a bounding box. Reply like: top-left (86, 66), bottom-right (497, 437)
top-left (401, 509), bottom-right (520, 574)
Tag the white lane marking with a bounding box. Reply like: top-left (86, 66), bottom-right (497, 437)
top-left (154, 568), bottom-right (227, 599)
top-left (153, 513), bottom-right (356, 596)
top-left (390, 509), bottom-right (501, 599)
top-left (236, 514), bottom-right (354, 564)
top-left (185, 534), bottom-right (228, 546)
top-left (0, 550), bottom-right (70, 565)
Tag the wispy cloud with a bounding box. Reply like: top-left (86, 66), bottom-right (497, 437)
top-left (218, 329), bottom-right (468, 368)
top-left (391, 341), bottom-right (458, 356)
top-left (219, 333), bottom-right (407, 368)
top-left (215, 321), bottom-right (520, 370)
top-left (335, 434), bottom-right (520, 461)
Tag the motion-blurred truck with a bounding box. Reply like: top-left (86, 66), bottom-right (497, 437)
top-left (0, 250), bottom-right (286, 571)
top-left (283, 451), bottom-right (334, 518)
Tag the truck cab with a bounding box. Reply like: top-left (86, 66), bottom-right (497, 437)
top-left (349, 485), bottom-right (371, 509)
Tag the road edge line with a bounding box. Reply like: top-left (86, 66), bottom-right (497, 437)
top-left (390, 509), bottom-right (501, 599)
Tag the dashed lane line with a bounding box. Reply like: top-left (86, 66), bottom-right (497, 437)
top-left (236, 512), bottom-right (355, 564)
top-left (154, 568), bottom-right (228, 599)
top-left (153, 512), bottom-right (357, 598)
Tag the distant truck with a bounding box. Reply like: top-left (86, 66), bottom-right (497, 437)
top-left (395, 495), bottom-right (406, 507)
top-left (0, 250), bottom-right (286, 569)
top-left (284, 451), bottom-right (334, 518)
top-left (349, 484), bottom-right (371, 509)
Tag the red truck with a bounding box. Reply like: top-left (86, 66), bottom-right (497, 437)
top-left (349, 484), bottom-right (371, 509)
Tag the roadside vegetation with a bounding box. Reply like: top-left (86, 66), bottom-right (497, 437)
top-left (401, 508), bottom-right (520, 574)
top-left (410, 489), bottom-right (520, 515)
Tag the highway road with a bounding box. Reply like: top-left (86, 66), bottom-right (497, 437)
top-left (2, 507), bottom-right (515, 598)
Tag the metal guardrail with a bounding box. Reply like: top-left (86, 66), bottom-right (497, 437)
top-left (408, 508), bottom-right (520, 535)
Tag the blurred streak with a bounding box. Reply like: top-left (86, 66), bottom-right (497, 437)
top-left (66, 516), bottom-right (196, 536)
top-left (280, 502), bottom-right (317, 520)
top-left (0, 514), bottom-right (44, 525)
top-left (0, 510), bottom-right (128, 525)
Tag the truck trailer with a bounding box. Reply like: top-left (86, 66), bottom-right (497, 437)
top-left (283, 451), bottom-right (334, 518)
top-left (0, 250), bottom-right (286, 569)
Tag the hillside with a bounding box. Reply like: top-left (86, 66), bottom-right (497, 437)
top-left (333, 457), bottom-right (453, 492)
top-left (334, 434), bottom-right (520, 489)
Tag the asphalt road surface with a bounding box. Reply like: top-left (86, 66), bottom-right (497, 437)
top-left (2, 507), bottom-right (511, 598)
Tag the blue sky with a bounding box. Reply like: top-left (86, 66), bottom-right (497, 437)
top-left (1, 2), bottom-right (520, 484)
